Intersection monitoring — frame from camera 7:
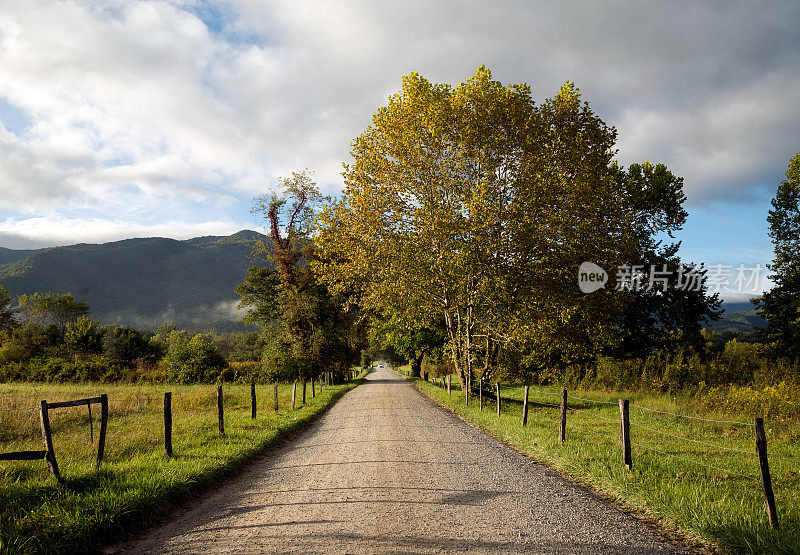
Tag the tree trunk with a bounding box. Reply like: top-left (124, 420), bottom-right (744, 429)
top-left (410, 352), bottom-right (423, 377)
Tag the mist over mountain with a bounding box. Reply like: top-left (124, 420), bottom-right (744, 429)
top-left (0, 230), bottom-right (269, 331)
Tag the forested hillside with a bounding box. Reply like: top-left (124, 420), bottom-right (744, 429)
top-left (0, 230), bottom-right (268, 330)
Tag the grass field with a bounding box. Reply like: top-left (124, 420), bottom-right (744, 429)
top-left (0, 375), bottom-right (364, 554)
top-left (402, 371), bottom-right (800, 554)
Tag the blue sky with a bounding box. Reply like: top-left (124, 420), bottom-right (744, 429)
top-left (0, 0), bottom-right (798, 302)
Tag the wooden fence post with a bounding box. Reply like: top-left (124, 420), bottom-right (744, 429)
top-left (559, 389), bottom-right (567, 444)
top-left (521, 385), bottom-right (529, 426)
top-left (755, 417), bottom-right (779, 529)
top-left (302, 380), bottom-right (307, 404)
top-left (312, 378), bottom-right (316, 398)
top-left (479, 377), bottom-right (483, 411)
top-left (619, 399), bottom-right (631, 470)
top-left (38, 400), bottom-right (61, 483)
top-left (292, 382), bottom-right (297, 409)
top-left (97, 394), bottom-right (108, 467)
top-left (251, 378), bottom-right (257, 419)
top-left (217, 386), bottom-right (225, 435)
top-left (274, 383), bottom-right (279, 412)
top-left (447, 375), bottom-right (451, 396)
top-left (164, 392), bottom-right (172, 457)
top-left (496, 383), bottom-right (501, 416)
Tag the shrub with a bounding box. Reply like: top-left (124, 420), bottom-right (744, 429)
top-left (103, 325), bottom-right (163, 366)
top-left (164, 332), bottom-right (227, 384)
top-left (65, 317), bottom-right (105, 354)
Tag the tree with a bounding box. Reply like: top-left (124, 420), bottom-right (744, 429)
top-left (370, 317), bottom-right (446, 378)
top-left (245, 171), bottom-right (361, 383)
top-left (754, 152), bottom-right (800, 358)
top-left (235, 267), bottom-right (281, 328)
top-left (0, 285), bottom-right (15, 331)
top-left (316, 68), bottom-right (635, 399)
top-left (613, 162), bottom-right (721, 358)
top-left (164, 331), bottom-right (226, 384)
top-left (65, 316), bottom-right (104, 354)
top-left (103, 325), bottom-right (163, 366)
top-left (17, 292), bottom-right (90, 333)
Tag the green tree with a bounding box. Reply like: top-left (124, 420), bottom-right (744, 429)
top-left (17, 292), bottom-right (90, 333)
top-left (371, 317), bottom-right (446, 378)
top-left (613, 162), bottom-right (721, 358)
top-left (245, 171), bottom-right (361, 383)
top-left (0, 285), bottom-right (15, 331)
top-left (65, 316), bottom-right (105, 354)
top-left (164, 331), bottom-right (226, 383)
top-left (103, 325), bottom-right (162, 366)
top-left (754, 152), bottom-right (800, 358)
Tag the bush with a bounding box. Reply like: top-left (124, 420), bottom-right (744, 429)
top-left (164, 332), bottom-right (227, 384)
top-left (104, 325), bottom-right (163, 366)
top-left (65, 317), bottom-right (105, 354)
top-left (0, 355), bottom-right (123, 383)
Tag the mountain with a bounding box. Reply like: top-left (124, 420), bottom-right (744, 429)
top-left (705, 301), bottom-right (767, 334)
top-left (0, 247), bottom-right (38, 266)
top-left (0, 230), bottom-right (269, 331)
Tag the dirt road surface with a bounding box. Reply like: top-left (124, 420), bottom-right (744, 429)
top-left (114, 367), bottom-right (689, 553)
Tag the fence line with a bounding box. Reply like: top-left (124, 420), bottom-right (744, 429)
top-left (443, 378), bottom-right (787, 528)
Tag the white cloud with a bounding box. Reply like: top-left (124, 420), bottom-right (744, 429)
top-left (0, 215), bottom-right (243, 248)
top-left (0, 0), bottom-right (798, 229)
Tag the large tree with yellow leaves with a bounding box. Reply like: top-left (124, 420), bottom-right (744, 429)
top-left (316, 67), bottom-right (635, 398)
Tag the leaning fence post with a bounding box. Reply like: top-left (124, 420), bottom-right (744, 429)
top-left (164, 392), bottom-right (173, 456)
top-left (619, 399), bottom-right (631, 470)
top-left (251, 378), bottom-right (257, 419)
top-left (97, 394), bottom-right (108, 467)
top-left (217, 386), bottom-right (225, 435)
top-left (496, 383), bottom-right (501, 416)
top-left (522, 385), bottom-right (529, 426)
top-left (312, 378), bottom-right (316, 398)
top-left (38, 400), bottom-right (62, 483)
top-left (560, 389), bottom-right (567, 443)
top-left (755, 417), bottom-right (779, 529)
top-left (292, 382), bottom-right (297, 409)
top-left (447, 375), bottom-right (451, 396)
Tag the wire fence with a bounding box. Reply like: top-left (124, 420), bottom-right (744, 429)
top-left (420, 374), bottom-right (794, 529)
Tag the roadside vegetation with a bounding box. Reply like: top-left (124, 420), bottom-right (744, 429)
top-left (0, 375), bottom-right (364, 553)
top-left (402, 370), bottom-right (799, 553)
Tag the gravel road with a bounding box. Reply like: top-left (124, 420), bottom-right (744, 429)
top-left (115, 367), bottom-right (689, 554)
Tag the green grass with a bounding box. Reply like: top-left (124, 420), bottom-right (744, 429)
top-left (0, 373), bottom-right (365, 554)
top-left (402, 371), bottom-right (800, 554)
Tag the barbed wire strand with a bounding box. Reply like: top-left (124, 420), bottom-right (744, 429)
top-left (569, 394), bottom-right (619, 406)
top-left (569, 406), bottom-right (620, 424)
top-left (628, 422), bottom-right (754, 455)
top-left (629, 404), bottom-right (753, 426)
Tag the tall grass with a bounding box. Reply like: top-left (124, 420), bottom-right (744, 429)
top-left (405, 371), bottom-right (800, 554)
top-left (0, 375), bottom-right (363, 554)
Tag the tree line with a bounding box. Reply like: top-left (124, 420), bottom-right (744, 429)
top-left (0, 289), bottom-right (265, 383)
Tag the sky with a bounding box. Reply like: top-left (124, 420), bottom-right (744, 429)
top-left (0, 0), bottom-right (798, 302)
